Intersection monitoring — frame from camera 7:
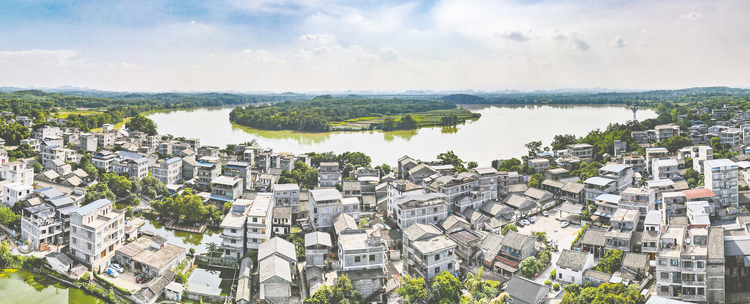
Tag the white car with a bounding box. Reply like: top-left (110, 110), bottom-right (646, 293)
top-left (110, 263), bottom-right (125, 273)
top-left (560, 221), bottom-right (570, 228)
top-left (529, 216), bottom-right (538, 224)
top-left (542, 211), bottom-right (549, 217)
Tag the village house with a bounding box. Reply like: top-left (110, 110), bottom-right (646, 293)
top-left (151, 157), bottom-right (183, 185)
top-left (69, 198), bottom-right (125, 272)
top-left (272, 207), bottom-right (292, 235)
top-left (505, 276), bottom-right (550, 304)
top-left (496, 231), bottom-right (537, 276)
top-left (620, 187), bottom-right (656, 215)
top-left (91, 151), bottom-right (117, 172)
top-left (224, 161), bottom-right (252, 190)
top-left (583, 177), bottom-right (618, 201)
top-left (210, 175), bottom-right (243, 203)
top-left (555, 249), bottom-right (595, 284)
top-left (338, 228), bottom-right (388, 299)
top-left (528, 158), bottom-right (549, 174)
top-left (318, 162), bottom-right (341, 187)
top-left (393, 192), bottom-right (449, 230)
top-left (427, 172), bottom-right (492, 213)
top-left (195, 158), bottom-right (221, 192)
top-left (219, 199), bottom-right (252, 259)
top-left (605, 209), bottom-right (639, 252)
top-left (402, 223), bottom-right (457, 280)
top-left (704, 159), bottom-right (738, 208)
top-left (272, 183), bottom-right (301, 215)
top-left (246, 195), bottom-right (273, 250)
top-left (408, 163), bottom-right (438, 185)
top-left (567, 143), bottom-right (593, 159)
top-left (387, 180), bottom-right (424, 217)
top-left (113, 235), bottom-right (186, 280)
top-left (310, 188), bottom-right (352, 230)
top-left (599, 164), bottom-right (634, 192)
top-left (653, 158), bottom-right (680, 180)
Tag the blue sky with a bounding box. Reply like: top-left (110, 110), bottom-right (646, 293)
top-left (0, 0), bottom-right (749, 92)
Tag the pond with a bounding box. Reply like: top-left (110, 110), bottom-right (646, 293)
top-left (0, 269), bottom-right (106, 304)
top-left (136, 215), bottom-right (223, 255)
top-left (146, 104), bottom-right (657, 166)
top-left (186, 266), bottom-right (235, 296)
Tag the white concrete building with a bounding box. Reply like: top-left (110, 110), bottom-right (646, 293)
top-left (704, 159), bottom-right (738, 208)
top-left (151, 157), bottom-right (183, 184)
top-left (220, 199), bottom-right (252, 259)
top-left (556, 249), bottom-right (595, 284)
top-left (3, 182), bottom-right (32, 206)
top-left (69, 199), bottom-right (125, 272)
top-left (246, 195), bottom-right (273, 250)
top-left (653, 158), bottom-right (680, 180)
top-left (1, 161), bottom-right (33, 186)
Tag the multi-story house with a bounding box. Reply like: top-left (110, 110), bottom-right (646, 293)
top-left (210, 176), bottom-right (243, 203)
top-left (220, 199), bottom-right (251, 259)
top-left (497, 231), bottom-right (537, 276)
top-left (92, 151), bottom-right (117, 172)
top-left (69, 198), bottom-right (125, 272)
top-left (687, 146), bottom-right (713, 173)
top-left (619, 187), bottom-right (656, 215)
top-left (79, 133), bottom-right (97, 152)
top-left (721, 128), bottom-right (742, 146)
top-left (305, 231), bottom-right (332, 269)
top-left (402, 223), bottom-right (457, 280)
top-left (646, 147), bottom-right (670, 174)
top-left (279, 154), bottom-right (296, 172)
top-left (1, 161), bottom-right (33, 185)
top-left (32, 125), bottom-right (62, 140)
top-left (272, 207), bottom-right (291, 235)
top-left (704, 159), bottom-right (738, 208)
top-left (655, 124), bottom-right (680, 141)
top-left (151, 157), bottom-right (183, 184)
top-left (622, 154), bottom-right (646, 173)
top-left (310, 189), bottom-right (356, 230)
top-left (599, 164), bottom-right (633, 192)
top-left (653, 158), bottom-right (680, 180)
top-left (594, 194), bottom-right (621, 214)
top-left (556, 249), bottom-right (595, 284)
top-left (224, 161), bottom-right (252, 190)
top-left (197, 145), bottom-right (220, 158)
top-left (271, 184), bottom-right (301, 215)
top-left (21, 138), bottom-right (41, 152)
top-left (393, 193), bottom-right (449, 230)
top-left (605, 209), bottom-right (638, 252)
top-left (583, 177), bottom-right (617, 201)
top-left (3, 182), bottom-right (33, 206)
top-left (338, 228), bottom-right (387, 272)
top-left (185, 138), bottom-right (200, 151)
top-left (318, 162), bottom-right (341, 187)
top-left (642, 210), bottom-right (662, 260)
top-left (387, 180), bottom-right (425, 218)
top-left (631, 130), bottom-right (650, 144)
top-left (528, 159), bottom-right (549, 174)
top-left (567, 143), bottom-right (593, 159)
top-left (662, 192), bottom-right (687, 218)
top-left (656, 226), bottom-right (714, 303)
top-left (196, 159), bottom-right (222, 191)
top-left (113, 158), bottom-right (149, 179)
top-left (246, 195), bottom-right (273, 251)
top-left (428, 172), bottom-right (491, 213)
top-left (20, 196), bottom-right (75, 250)
top-left (158, 141), bottom-right (173, 157)
top-left (93, 132), bottom-right (115, 148)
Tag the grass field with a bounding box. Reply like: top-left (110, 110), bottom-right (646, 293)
top-left (55, 109), bottom-right (101, 118)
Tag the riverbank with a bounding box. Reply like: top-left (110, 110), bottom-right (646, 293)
top-left (148, 104), bottom-right (658, 166)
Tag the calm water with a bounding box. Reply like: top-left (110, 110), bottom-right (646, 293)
top-left (146, 104), bottom-right (657, 166)
top-left (137, 215), bottom-right (223, 255)
top-left (186, 266), bottom-right (235, 296)
top-left (0, 269), bottom-right (105, 304)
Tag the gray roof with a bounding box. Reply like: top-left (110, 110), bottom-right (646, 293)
top-left (333, 213), bottom-right (358, 235)
top-left (556, 249), bottom-right (589, 271)
top-left (259, 255), bottom-right (292, 283)
top-left (561, 182), bottom-right (584, 193)
top-left (646, 296), bottom-right (694, 304)
top-left (581, 228), bottom-right (606, 247)
top-left (72, 198), bottom-right (111, 216)
top-left (622, 252), bottom-right (649, 270)
top-left (505, 194), bottom-right (537, 211)
top-left (584, 177), bottom-right (616, 186)
top-left (403, 223), bottom-right (441, 241)
top-left (708, 227), bottom-right (724, 259)
top-left (440, 214), bottom-right (470, 231)
top-left (644, 210), bottom-right (662, 226)
top-left (480, 201), bottom-right (512, 217)
top-left (258, 237), bottom-right (296, 262)
top-left (273, 207), bottom-right (291, 219)
top-left (583, 269), bottom-right (612, 282)
top-left (151, 234), bottom-right (167, 245)
top-left (310, 188), bottom-right (343, 201)
top-left (481, 233), bottom-right (504, 263)
top-left (342, 180), bottom-right (362, 191)
top-left (305, 231), bottom-right (332, 248)
top-left (505, 276), bottom-right (550, 304)
top-left (47, 252), bottom-right (73, 266)
top-left (501, 231), bottom-right (534, 250)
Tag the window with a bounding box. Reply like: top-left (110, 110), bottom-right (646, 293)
top-left (660, 272), bottom-right (669, 279)
top-left (697, 261), bottom-right (705, 268)
top-left (231, 240), bottom-right (236, 244)
top-left (434, 207), bottom-right (438, 212)
top-left (231, 229), bottom-right (236, 233)
top-left (448, 263), bottom-right (453, 270)
top-left (355, 256), bottom-right (361, 263)
top-left (697, 274), bottom-right (704, 282)
top-left (253, 217), bottom-right (257, 222)
top-left (660, 286), bottom-right (669, 293)
top-left (697, 288), bottom-right (704, 295)
top-left (448, 250), bottom-right (453, 257)
top-left (435, 254), bottom-right (440, 261)
top-left (87, 243), bottom-right (92, 250)
top-left (72, 227), bottom-right (76, 233)
top-left (72, 238), bottom-right (76, 244)
top-left (670, 259), bottom-right (678, 266)
top-left (683, 261), bottom-right (693, 268)
top-left (435, 267), bottom-right (440, 274)
top-left (370, 255), bottom-right (375, 261)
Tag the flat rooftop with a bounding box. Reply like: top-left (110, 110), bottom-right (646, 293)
top-left (133, 243), bottom-right (185, 270)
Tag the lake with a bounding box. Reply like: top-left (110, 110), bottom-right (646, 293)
top-left (146, 104), bottom-right (657, 166)
top-left (136, 215), bottom-right (222, 255)
top-left (0, 269), bottom-right (105, 304)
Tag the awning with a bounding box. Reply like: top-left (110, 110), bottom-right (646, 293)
top-left (494, 262), bottom-right (518, 273)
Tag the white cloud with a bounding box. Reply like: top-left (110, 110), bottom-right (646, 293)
top-left (494, 29), bottom-right (535, 42)
top-left (0, 49), bottom-right (78, 66)
top-left (603, 35), bottom-right (627, 48)
top-left (681, 12), bottom-right (701, 19)
top-left (312, 47), bottom-right (331, 54)
top-left (548, 29), bottom-right (590, 51)
top-left (378, 46), bottom-right (400, 61)
top-left (298, 34), bottom-right (334, 43)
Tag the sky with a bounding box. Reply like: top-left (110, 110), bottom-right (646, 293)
top-left (0, 0), bottom-right (749, 93)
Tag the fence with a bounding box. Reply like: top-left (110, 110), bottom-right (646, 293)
top-left (196, 255), bottom-right (238, 269)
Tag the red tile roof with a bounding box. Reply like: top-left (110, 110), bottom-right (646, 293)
top-left (682, 188), bottom-right (715, 199)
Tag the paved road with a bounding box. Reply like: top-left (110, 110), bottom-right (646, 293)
top-left (516, 215), bottom-right (582, 284)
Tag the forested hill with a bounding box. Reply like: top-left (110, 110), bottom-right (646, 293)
top-left (229, 98), bottom-right (457, 132)
top-left (443, 86), bottom-right (750, 105)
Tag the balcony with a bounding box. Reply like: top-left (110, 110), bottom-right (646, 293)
top-left (221, 240), bottom-right (243, 248)
top-left (221, 232), bottom-right (243, 240)
top-left (681, 280), bottom-right (706, 286)
top-left (681, 294), bottom-right (706, 301)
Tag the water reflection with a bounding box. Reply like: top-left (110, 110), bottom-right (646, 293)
top-left (137, 215), bottom-right (222, 253)
top-left (0, 269), bottom-right (105, 304)
top-left (187, 267), bottom-right (235, 296)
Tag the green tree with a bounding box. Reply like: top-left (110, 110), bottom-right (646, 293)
top-left (397, 275), bottom-right (428, 304)
top-left (562, 283), bottom-right (644, 304)
top-left (84, 183), bottom-right (116, 205)
top-left (466, 161), bottom-right (478, 169)
top-left (519, 257), bottom-right (540, 278)
top-left (330, 275), bottom-right (363, 304)
top-left (125, 115), bottom-right (158, 135)
top-left (528, 173), bottom-right (545, 188)
top-left (125, 206), bottom-right (134, 219)
top-left (538, 250), bottom-right (552, 266)
top-left (430, 271), bottom-right (460, 304)
top-left (83, 163), bottom-right (99, 180)
top-left (30, 162), bottom-right (42, 173)
top-left (304, 285), bottom-right (333, 304)
top-left (337, 151), bottom-right (372, 168)
top-left (596, 250), bottom-right (624, 274)
top-left (501, 224), bottom-right (518, 235)
top-left (534, 231), bottom-right (547, 243)
top-left (655, 135), bottom-right (692, 153)
top-left (205, 242), bottom-right (218, 257)
top-left (437, 150), bottom-right (465, 171)
top-left (525, 141), bottom-right (543, 158)
top-left (0, 206), bottom-right (20, 228)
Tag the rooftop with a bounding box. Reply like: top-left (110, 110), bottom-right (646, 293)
top-left (413, 235), bottom-right (457, 254)
top-left (132, 243), bottom-right (185, 270)
top-left (556, 249), bottom-right (590, 271)
top-left (72, 199), bottom-right (111, 216)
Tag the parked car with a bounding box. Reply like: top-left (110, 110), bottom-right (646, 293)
top-left (520, 219), bottom-right (531, 226)
top-left (110, 263), bottom-right (124, 273)
top-left (106, 268), bottom-right (120, 278)
top-left (529, 216), bottom-right (538, 224)
top-left (516, 221), bottom-right (525, 227)
top-left (542, 211), bottom-right (549, 217)
top-left (560, 221), bottom-right (570, 228)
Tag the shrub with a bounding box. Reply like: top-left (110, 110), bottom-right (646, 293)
top-left (550, 269), bottom-right (556, 278)
top-left (544, 280), bottom-right (552, 285)
top-left (80, 272), bottom-right (90, 282)
top-left (553, 283), bottom-right (560, 291)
